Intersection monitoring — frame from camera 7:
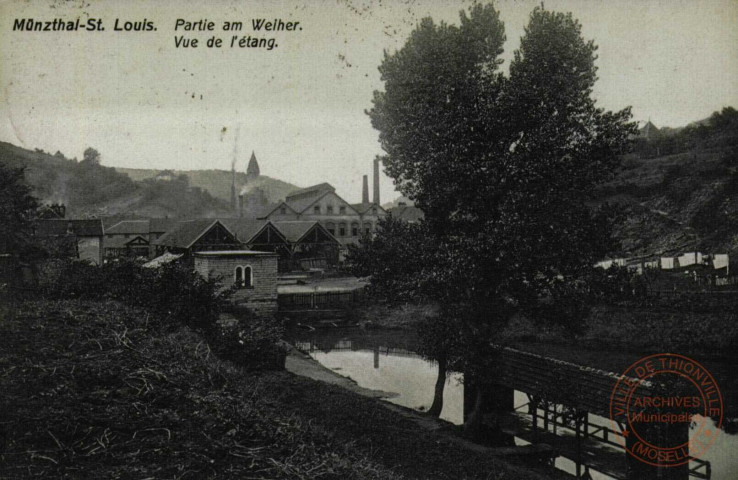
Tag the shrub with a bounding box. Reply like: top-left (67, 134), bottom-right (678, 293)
top-left (213, 318), bottom-right (286, 370)
top-left (38, 258), bottom-right (231, 332)
top-left (34, 258), bottom-right (289, 370)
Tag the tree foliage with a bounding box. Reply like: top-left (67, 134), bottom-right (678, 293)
top-left (362, 3), bottom-right (637, 383)
top-left (81, 147), bottom-right (101, 166)
top-left (0, 164), bottom-right (40, 255)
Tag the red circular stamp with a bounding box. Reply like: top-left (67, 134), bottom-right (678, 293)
top-left (609, 353), bottom-right (723, 467)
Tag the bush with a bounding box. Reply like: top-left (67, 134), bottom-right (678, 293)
top-left (213, 318), bottom-right (286, 370)
top-left (38, 258), bottom-right (232, 332)
top-left (35, 258), bottom-right (287, 370)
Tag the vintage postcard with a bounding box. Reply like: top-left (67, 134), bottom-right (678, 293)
top-left (1, 1), bottom-right (736, 479)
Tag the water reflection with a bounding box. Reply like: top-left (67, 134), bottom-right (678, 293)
top-left (288, 328), bottom-right (737, 480)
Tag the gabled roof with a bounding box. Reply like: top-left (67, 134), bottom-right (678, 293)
top-left (273, 221), bottom-right (340, 244)
top-left (285, 182), bottom-right (335, 201)
top-left (219, 219), bottom-right (274, 244)
top-left (35, 219), bottom-right (103, 237)
top-left (144, 252), bottom-right (183, 268)
top-left (258, 201), bottom-right (299, 219)
top-left (154, 219), bottom-right (236, 249)
top-left (106, 220), bottom-right (150, 235)
top-left (350, 202), bottom-right (387, 215)
top-left (287, 190), bottom-right (361, 216)
top-left (272, 221), bottom-right (317, 243)
top-left (286, 190), bottom-right (335, 214)
top-left (104, 235), bottom-right (150, 249)
top-left (149, 218), bottom-right (177, 233)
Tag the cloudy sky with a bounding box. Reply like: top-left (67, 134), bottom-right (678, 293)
top-left (1, 0), bottom-right (736, 203)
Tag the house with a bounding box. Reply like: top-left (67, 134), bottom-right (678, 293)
top-left (256, 182), bottom-right (386, 249)
top-left (236, 160), bottom-right (388, 254)
top-left (104, 235), bottom-right (150, 260)
top-left (104, 218), bottom-right (176, 259)
top-left (34, 219), bottom-right (104, 265)
top-left (153, 219), bottom-right (241, 262)
top-left (194, 250), bottom-right (278, 317)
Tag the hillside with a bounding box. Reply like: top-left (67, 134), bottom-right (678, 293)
top-left (0, 142), bottom-right (232, 218)
top-left (116, 168), bottom-right (300, 205)
top-left (600, 107), bottom-right (738, 256)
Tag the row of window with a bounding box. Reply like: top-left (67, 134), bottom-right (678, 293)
top-left (234, 265), bottom-right (254, 289)
top-left (279, 205), bottom-right (379, 216)
top-left (325, 222), bottom-right (372, 237)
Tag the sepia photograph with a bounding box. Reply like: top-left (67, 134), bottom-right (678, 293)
top-left (0, 0), bottom-right (737, 478)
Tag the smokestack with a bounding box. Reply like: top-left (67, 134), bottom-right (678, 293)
top-left (239, 194), bottom-right (244, 218)
top-left (231, 170), bottom-right (236, 212)
top-left (362, 175), bottom-right (369, 204)
top-left (373, 158), bottom-right (380, 205)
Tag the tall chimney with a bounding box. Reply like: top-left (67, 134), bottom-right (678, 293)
top-left (373, 158), bottom-right (380, 205)
top-left (231, 170), bottom-right (236, 212)
top-left (362, 175), bottom-right (369, 204)
top-left (239, 194), bottom-right (244, 218)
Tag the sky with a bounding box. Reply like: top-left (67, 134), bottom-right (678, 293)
top-left (1, 0), bottom-right (736, 204)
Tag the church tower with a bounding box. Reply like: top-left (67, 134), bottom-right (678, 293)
top-left (246, 151), bottom-right (260, 181)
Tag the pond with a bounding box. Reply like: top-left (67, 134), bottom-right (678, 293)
top-left (287, 328), bottom-right (738, 480)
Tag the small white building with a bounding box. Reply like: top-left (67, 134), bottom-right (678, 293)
top-left (194, 250), bottom-right (278, 317)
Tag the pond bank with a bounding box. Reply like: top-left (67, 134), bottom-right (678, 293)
top-left (283, 340), bottom-right (557, 463)
top-left (0, 299), bottom-right (553, 480)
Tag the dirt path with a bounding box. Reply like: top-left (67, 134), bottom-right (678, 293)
top-left (282, 341), bottom-right (400, 400)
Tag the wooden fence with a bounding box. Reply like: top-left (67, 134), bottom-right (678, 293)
top-left (278, 289), bottom-right (365, 310)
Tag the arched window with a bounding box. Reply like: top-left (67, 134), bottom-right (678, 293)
top-left (338, 222), bottom-right (347, 237)
top-left (234, 266), bottom-right (243, 287)
top-left (243, 266), bottom-right (253, 288)
top-left (351, 222), bottom-right (359, 237)
top-left (326, 222), bottom-right (336, 236)
top-left (363, 222), bottom-right (372, 236)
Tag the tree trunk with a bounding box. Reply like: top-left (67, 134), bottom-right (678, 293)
top-left (427, 355), bottom-right (447, 417)
top-left (463, 385), bottom-right (485, 439)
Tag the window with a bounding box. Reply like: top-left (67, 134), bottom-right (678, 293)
top-left (339, 223), bottom-right (346, 237)
top-left (351, 222), bottom-right (359, 237)
top-left (280, 207), bottom-right (286, 215)
top-left (339, 206), bottom-right (346, 214)
top-left (243, 266), bottom-right (253, 288)
top-left (314, 205), bottom-right (320, 214)
top-left (327, 205), bottom-right (333, 214)
top-left (372, 207), bottom-right (378, 214)
top-left (364, 222), bottom-right (372, 235)
top-left (235, 265), bottom-right (253, 288)
top-left (326, 222), bottom-right (335, 236)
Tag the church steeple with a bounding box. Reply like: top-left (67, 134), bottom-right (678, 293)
top-left (246, 151), bottom-right (260, 180)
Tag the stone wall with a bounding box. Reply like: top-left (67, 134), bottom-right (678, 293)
top-left (194, 253), bottom-right (278, 318)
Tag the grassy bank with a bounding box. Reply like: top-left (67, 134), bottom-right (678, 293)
top-left (0, 299), bottom-right (549, 479)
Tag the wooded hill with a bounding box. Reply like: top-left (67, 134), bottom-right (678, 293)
top-left (116, 167), bottom-right (300, 207)
top-left (1, 106), bottom-right (736, 255)
top-left (0, 142), bottom-right (232, 218)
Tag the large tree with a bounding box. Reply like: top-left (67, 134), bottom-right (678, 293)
top-left (362, 3), bottom-right (636, 430)
top-left (0, 164), bottom-right (39, 255)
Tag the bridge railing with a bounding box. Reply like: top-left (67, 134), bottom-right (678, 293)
top-left (278, 289), bottom-right (365, 310)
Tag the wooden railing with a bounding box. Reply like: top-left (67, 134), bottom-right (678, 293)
top-left (278, 289), bottom-right (365, 310)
